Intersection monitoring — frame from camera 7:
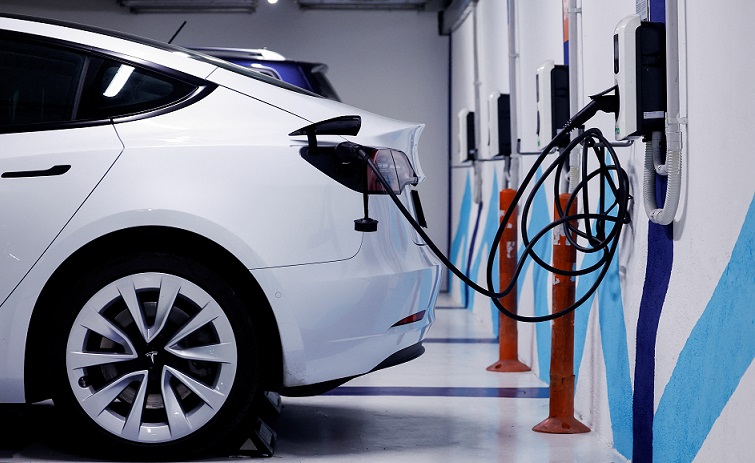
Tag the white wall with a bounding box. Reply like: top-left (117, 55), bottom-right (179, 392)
top-left (0, 0), bottom-right (449, 277)
top-left (447, 0), bottom-right (755, 461)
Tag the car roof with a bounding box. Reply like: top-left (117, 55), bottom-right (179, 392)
top-left (0, 13), bottom-right (322, 98)
top-left (1, 13), bottom-right (190, 58)
top-left (189, 47), bottom-right (287, 61)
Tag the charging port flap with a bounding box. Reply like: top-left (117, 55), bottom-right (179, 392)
top-left (289, 115), bottom-right (362, 153)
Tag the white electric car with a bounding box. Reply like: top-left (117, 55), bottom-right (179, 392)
top-left (0, 14), bottom-right (440, 458)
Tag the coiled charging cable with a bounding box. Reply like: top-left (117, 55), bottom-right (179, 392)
top-left (355, 88), bottom-right (630, 322)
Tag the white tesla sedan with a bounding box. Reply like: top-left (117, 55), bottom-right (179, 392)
top-left (0, 14), bottom-right (440, 458)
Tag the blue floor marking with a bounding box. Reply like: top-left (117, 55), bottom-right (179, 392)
top-left (326, 386), bottom-right (549, 398)
top-left (423, 338), bottom-right (497, 344)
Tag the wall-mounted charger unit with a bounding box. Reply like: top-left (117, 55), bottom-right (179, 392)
top-left (458, 109), bottom-right (477, 162)
top-left (614, 14), bottom-right (666, 140)
top-left (488, 92), bottom-right (512, 157)
top-left (536, 60), bottom-right (570, 149)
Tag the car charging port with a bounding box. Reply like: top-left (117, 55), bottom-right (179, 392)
top-left (334, 142), bottom-right (420, 233)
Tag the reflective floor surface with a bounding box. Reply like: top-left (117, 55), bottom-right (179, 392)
top-left (0, 296), bottom-right (627, 462)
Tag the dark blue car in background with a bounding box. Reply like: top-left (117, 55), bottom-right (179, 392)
top-left (191, 47), bottom-right (341, 101)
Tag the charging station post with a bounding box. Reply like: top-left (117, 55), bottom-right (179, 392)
top-left (486, 188), bottom-right (530, 373)
top-left (533, 194), bottom-right (590, 434)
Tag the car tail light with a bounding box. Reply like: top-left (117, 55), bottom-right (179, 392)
top-left (391, 310), bottom-right (426, 327)
top-left (365, 148), bottom-right (419, 195)
top-left (299, 142), bottom-right (418, 196)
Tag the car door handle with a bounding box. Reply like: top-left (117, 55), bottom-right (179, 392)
top-left (2, 165), bottom-right (71, 178)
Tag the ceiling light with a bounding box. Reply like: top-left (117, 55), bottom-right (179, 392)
top-left (118, 0), bottom-right (258, 13)
top-left (296, 0), bottom-right (430, 10)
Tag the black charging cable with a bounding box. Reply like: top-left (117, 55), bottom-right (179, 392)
top-left (350, 87), bottom-right (629, 322)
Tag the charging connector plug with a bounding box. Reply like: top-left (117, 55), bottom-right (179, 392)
top-left (334, 141), bottom-right (367, 162)
top-left (334, 142), bottom-right (380, 232)
top-left (560, 87), bottom-right (619, 134)
top-left (590, 91), bottom-right (619, 116)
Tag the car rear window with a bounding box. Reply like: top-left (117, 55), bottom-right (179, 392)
top-left (77, 56), bottom-right (198, 120)
top-left (0, 32), bottom-right (204, 130)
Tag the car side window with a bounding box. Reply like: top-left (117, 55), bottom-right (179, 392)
top-left (77, 56), bottom-right (197, 121)
top-left (0, 37), bottom-right (85, 128)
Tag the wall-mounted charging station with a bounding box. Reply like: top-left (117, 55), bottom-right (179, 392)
top-left (536, 60), bottom-right (570, 148)
top-left (488, 92), bottom-right (512, 157)
top-left (614, 14), bottom-right (680, 225)
top-left (614, 14), bottom-right (666, 140)
top-left (458, 109), bottom-right (477, 162)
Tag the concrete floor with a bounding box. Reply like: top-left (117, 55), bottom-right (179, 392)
top-left (0, 298), bottom-right (627, 462)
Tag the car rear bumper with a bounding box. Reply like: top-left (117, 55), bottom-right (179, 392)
top-left (253, 230), bottom-right (441, 389)
top-left (279, 342), bottom-right (425, 397)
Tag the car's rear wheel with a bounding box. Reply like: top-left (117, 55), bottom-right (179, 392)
top-left (51, 253), bottom-right (260, 458)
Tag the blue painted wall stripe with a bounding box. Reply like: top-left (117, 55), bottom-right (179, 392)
top-left (633, 175), bottom-right (674, 463)
top-left (572, 246), bottom-right (633, 460)
top-left (574, 253), bottom-right (599, 383)
top-left (464, 171), bottom-right (495, 309)
top-left (597, 255), bottom-right (634, 459)
top-left (450, 173), bottom-right (473, 306)
top-left (653, 195), bottom-right (755, 463)
top-left (450, 167), bottom-right (551, 382)
top-left (633, 3), bottom-right (670, 459)
top-left (497, 167), bottom-right (552, 382)
top-left (528, 169), bottom-right (553, 383)
top-left (572, 159), bottom-right (634, 459)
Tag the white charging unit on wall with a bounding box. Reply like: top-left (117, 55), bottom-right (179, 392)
top-left (536, 60), bottom-right (570, 149)
top-left (487, 92), bottom-right (512, 158)
top-left (457, 108), bottom-right (476, 163)
top-left (614, 14), bottom-right (666, 140)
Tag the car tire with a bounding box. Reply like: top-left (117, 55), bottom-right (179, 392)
top-left (50, 252), bottom-right (260, 459)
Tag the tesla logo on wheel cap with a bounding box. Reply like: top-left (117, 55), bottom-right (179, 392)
top-left (145, 351), bottom-right (158, 363)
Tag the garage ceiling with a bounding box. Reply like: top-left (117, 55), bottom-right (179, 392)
top-left (117, 0), bottom-right (259, 13)
top-left (116, 0), bottom-right (449, 13)
top-left (296, 0), bottom-right (446, 10)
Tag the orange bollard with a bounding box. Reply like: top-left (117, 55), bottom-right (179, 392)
top-left (533, 193), bottom-right (590, 434)
top-left (487, 188), bottom-right (530, 373)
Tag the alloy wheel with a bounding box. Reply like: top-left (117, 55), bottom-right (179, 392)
top-left (65, 272), bottom-right (238, 443)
